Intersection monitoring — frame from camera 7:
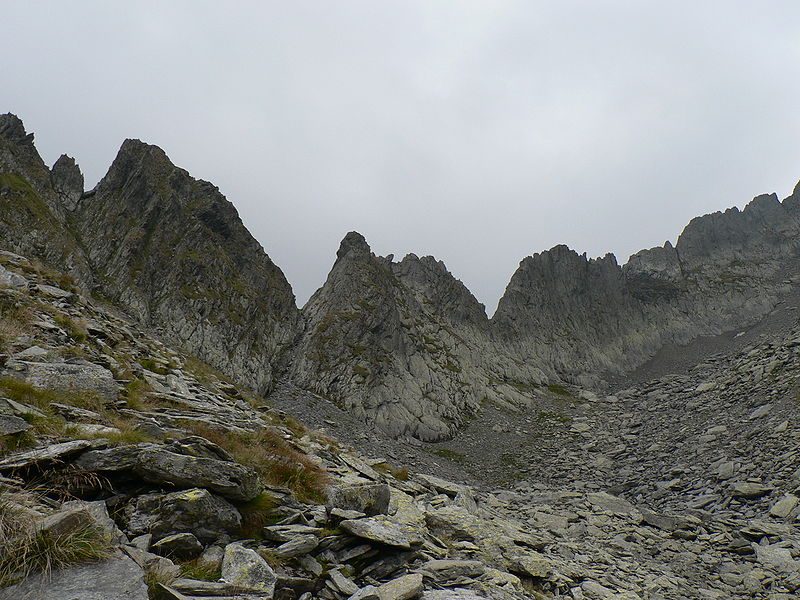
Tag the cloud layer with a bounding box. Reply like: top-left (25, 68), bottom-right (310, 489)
top-left (5, 1), bottom-right (800, 312)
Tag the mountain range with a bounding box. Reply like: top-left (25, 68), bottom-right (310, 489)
top-left (3, 112), bottom-right (799, 441)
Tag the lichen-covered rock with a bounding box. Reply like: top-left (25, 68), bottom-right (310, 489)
top-left (221, 542), bottom-right (277, 594)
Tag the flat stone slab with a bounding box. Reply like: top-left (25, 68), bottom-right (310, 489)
top-left (0, 551), bottom-right (147, 600)
top-left (376, 573), bottom-right (423, 600)
top-left (0, 439), bottom-right (92, 469)
top-left (0, 414), bottom-right (32, 435)
top-left (340, 517), bottom-right (414, 549)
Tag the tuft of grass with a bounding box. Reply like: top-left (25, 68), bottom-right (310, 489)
top-left (238, 492), bottom-right (282, 539)
top-left (178, 558), bottom-right (221, 582)
top-left (139, 358), bottom-right (169, 375)
top-left (257, 548), bottom-right (290, 570)
top-left (0, 377), bottom-right (104, 414)
top-left (182, 423), bottom-right (330, 504)
top-left (122, 378), bottom-right (154, 411)
top-left (53, 314), bottom-right (88, 344)
top-left (0, 520), bottom-right (112, 587)
top-left (374, 462), bottom-right (410, 482)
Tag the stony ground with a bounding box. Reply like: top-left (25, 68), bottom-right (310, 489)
top-left (1, 248), bottom-right (800, 600)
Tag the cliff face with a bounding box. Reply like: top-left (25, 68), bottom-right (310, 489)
top-left (492, 188), bottom-right (800, 384)
top-left (70, 139), bottom-right (301, 394)
top-left (289, 233), bottom-right (503, 440)
top-left (0, 115), bottom-right (300, 395)
top-left (0, 114), bottom-right (92, 282)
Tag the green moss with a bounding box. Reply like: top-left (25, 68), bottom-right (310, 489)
top-left (546, 383), bottom-right (571, 397)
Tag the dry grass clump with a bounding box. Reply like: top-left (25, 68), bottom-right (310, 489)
top-left (0, 491), bottom-right (112, 587)
top-left (53, 314), bottom-right (88, 344)
top-left (183, 423), bottom-right (330, 503)
top-left (0, 294), bottom-right (32, 352)
top-left (0, 377), bottom-right (104, 414)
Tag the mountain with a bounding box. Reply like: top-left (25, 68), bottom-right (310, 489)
top-left (69, 138), bottom-right (301, 394)
top-left (0, 115), bottom-right (300, 395)
top-left (493, 190), bottom-right (800, 385)
top-left (3, 112), bottom-right (800, 442)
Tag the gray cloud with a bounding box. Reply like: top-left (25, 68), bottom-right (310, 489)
top-left (4, 1), bottom-right (800, 312)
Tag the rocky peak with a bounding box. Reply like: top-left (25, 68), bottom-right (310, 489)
top-left (393, 253), bottom-right (488, 328)
top-left (70, 138), bottom-right (300, 394)
top-left (50, 154), bottom-right (84, 211)
top-left (0, 113), bottom-right (34, 145)
top-left (290, 233), bottom-right (496, 441)
top-left (336, 231), bottom-right (372, 262)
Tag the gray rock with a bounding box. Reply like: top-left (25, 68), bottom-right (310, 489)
top-left (151, 532), bottom-right (204, 559)
top-left (123, 488), bottom-right (241, 543)
top-left (327, 481), bottom-right (391, 516)
top-left (0, 551), bottom-right (147, 600)
top-left (418, 559), bottom-right (485, 581)
top-left (347, 585), bottom-right (380, 600)
top-left (769, 494), bottom-right (799, 519)
top-left (0, 414), bottom-right (31, 435)
top-left (75, 443), bottom-right (261, 501)
top-left (4, 360), bottom-right (118, 401)
top-left (422, 591), bottom-right (487, 600)
top-left (732, 482), bottom-right (773, 499)
top-left (221, 542), bottom-right (277, 594)
top-left (197, 544), bottom-right (225, 571)
top-left (329, 568), bottom-right (360, 596)
top-left (340, 517), bottom-right (414, 549)
top-left (376, 573), bottom-right (423, 600)
top-left (274, 534), bottom-right (319, 558)
top-left (0, 439), bottom-right (92, 469)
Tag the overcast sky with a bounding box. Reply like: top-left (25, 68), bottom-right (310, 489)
top-left (5, 2), bottom-right (800, 313)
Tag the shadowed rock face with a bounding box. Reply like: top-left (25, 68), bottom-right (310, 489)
top-left (492, 188), bottom-right (800, 385)
top-left (70, 139), bottom-right (301, 394)
top-left (290, 232), bottom-right (505, 440)
top-left (0, 114), bottom-right (92, 282)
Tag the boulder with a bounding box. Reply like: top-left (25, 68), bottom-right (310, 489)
top-left (221, 542), bottom-right (277, 594)
top-left (376, 573), bottom-right (423, 600)
top-left (0, 414), bottom-right (31, 435)
top-left (327, 481), bottom-right (391, 516)
top-left (340, 517), bottom-right (415, 549)
top-left (0, 439), bottom-right (92, 469)
top-left (123, 488), bottom-right (241, 543)
top-left (151, 532), bottom-right (204, 559)
top-left (75, 443), bottom-right (261, 501)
